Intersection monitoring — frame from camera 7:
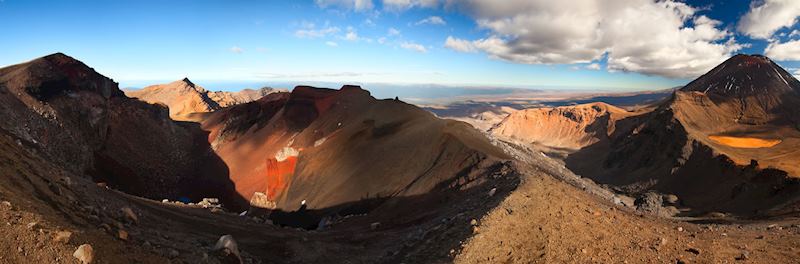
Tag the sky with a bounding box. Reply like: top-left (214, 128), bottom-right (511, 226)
top-left (2, 0), bottom-right (800, 93)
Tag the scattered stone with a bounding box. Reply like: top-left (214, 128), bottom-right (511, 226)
top-left (120, 207), bottom-right (138, 224)
top-left (662, 194), bottom-right (679, 205)
top-left (53, 230), bottom-right (72, 244)
top-left (168, 249), bottom-right (180, 258)
top-left (708, 212), bottom-right (727, 218)
top-left (370, 222), bottom-right (381, 230)
top-left (48, 183), bottom-right (62, 195)
top-left (488, 188), bottom-right (497, 197)
top-left (73, 244), bottom-right (94, 264)
top-left (118, 230), bottom-right (129, 241)
top-left (686, 247), bottom-right (701, 255)
top-left (635, 192), bottom-right (679, 217)
top-left (212, 235), bottom-right (242, 264)
top-left (61, 177), bottom-right (72, 186)
top-left (26, 222), bottom-right (38, 230)
top-left (96, 182), bottom-right (107, 188)
top-left (677, 227), bottom-right (684, 232)
top-left (735, 250), bottom-right (749, 261)
top-left (470, 219), bottom-right (478, 226)
top-left (580, 248), bottom-right (587, 254)
top-left (199, 198), bottom-right (222, 209)
top-left (162, 199), bottom-right (169, 203)
top-left (0, 201), bottom-right (11, 209)
top-left (756, 235), bottom-right (765, 239)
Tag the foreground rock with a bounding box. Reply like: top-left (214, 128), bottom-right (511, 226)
top-left (73, 244), bottom-right (94, 264)
top-left (212, 235), bottom-right (242, 264)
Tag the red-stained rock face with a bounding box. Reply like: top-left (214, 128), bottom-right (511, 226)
top-left (264, 156), bottom-right (297, 200)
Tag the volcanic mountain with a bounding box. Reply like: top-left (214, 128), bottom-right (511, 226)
top-left (490, 102), bottom-right (641, 151)
top-left (124, 79), bottom-right (283, 120)
top-left (0, 53), bottom-right (240, 205)
top-left (0, 52), bottom-right (511, 226)
top-left (567, 55), bottom-right (800, 215)
top-left (492, 54), bottom-right (800, 216)
top-left (199, 85), bottom-right (510, 221)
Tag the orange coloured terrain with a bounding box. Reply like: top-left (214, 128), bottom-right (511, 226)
top-left (708, 135), bottom-right (782, 148)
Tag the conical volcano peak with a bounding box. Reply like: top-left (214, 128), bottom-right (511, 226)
top-left (729, 54), bottom-right (770, 65)
top-left (681, 54), bottom-right (800, 97)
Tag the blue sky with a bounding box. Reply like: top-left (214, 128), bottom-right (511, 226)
top-left (2, 0), bottom-right (800, 92)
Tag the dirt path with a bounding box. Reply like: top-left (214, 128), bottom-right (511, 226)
top-left (456, 163), bottom-right (800, 263)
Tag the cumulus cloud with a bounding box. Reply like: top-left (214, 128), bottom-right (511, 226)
top-left (326, 41), bottom-right (339, 47)
top-left (442, 0), bottom-right (743, 78)
top-left (230, 46), bottom-right (243, 54)
top-left (400, 41), bottom-right (428, 53)
top-left (415, 16), bottom-right (446, 26)
top-left (586, 63), bottom-right (601, 70)
top-left (765, 39), bottom-right (800, 60)
top-left (388, 27), bottom-right (401, 36)
top-left (737, 0), bottom-right (800, 39)
top-left (315, 0), bottom-right (374, 11)
top-left (444, 36), bottom-right (476, 52)
top-left (383, 0), bottom-right (438, 11)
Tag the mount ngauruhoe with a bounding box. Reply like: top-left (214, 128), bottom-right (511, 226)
top-left (492, 54), bottom-right (800, 216)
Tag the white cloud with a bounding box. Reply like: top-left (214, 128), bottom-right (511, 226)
top-left (345, 31), bottom-right (359, 41)
top-left (444, 36), bottom-right (476, 52)
top-left (415, 16), bottom-right (446, 26)
top-left (326, 41), bottom-right (339, 47)
top-left (295, 26), bottom-right (341, 38)
top-left (586, 63), bottom-right (601, 70)
top-left (388, 27), bottom-right (401, 36)
top-left (443, 0), bottom-right (743, 78)
top-left (737, 0), bottom-right (800, 39)
top-left (230, 46), bottom-right (244, 54)
top-left (315, 0), bottom-right (374, 11)
top-left (400, 41), bottom-right (428, 53)
top-left (383, 0), bottom-right (438, 11)
top-left (766, 39), bottom-right (800, 60)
